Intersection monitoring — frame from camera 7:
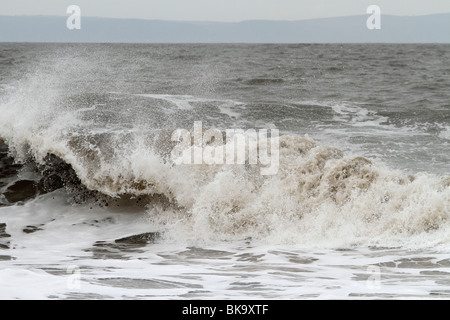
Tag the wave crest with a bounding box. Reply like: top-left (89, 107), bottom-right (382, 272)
top-left (1, 130), bottom-right (449, 247)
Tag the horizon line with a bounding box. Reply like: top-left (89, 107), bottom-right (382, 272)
top-left (1, 12), bottom-right (450, 24)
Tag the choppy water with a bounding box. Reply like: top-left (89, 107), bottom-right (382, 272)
top-left (0, 43), bottom-right (449, 299)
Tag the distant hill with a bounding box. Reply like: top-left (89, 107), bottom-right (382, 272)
top-left (0, 14), bottom-right (449, 43)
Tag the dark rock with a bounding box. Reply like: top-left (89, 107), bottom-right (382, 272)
top-left (115, 232), bottom-right (161, 245)
top-left (0, 223), bottom-right (11, 249)
top-left (4, 180), bottom-right (39, 203)
top-left (0, 223), bottom-right (10, 238)
top-left (23, 225), bottom-right (43, 234)
top-left (38, 174), bottom-right (64, 193)
top-left (0, 156), bottom-right (17, 166)
top-left (0, 255), bottom-right (14, 261)
top-left (37, 153), bottom-right (106, 204)
top-left (37, 154), bottom-right (79, 193)
top-left (0, 157), bottom-right (22, 179)
top-left (0, 166), bottom-right (21, 179)
top-left (0, 142), bottom-right (8, 153)
top-left (0, 143), bottom-right (22, 179)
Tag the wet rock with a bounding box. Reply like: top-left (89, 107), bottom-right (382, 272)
top-left (0, 158), bottom-right (22, 179)
top-left (38, 174), bottom-right (64, 193)
top-left (0, 166), bottom-right (21, 179)
top-left (0, 141), bottom-right (7, 153)
top-left (0, 223), bottom-right (11, 249)
top-left (0, 223), bottom-right (10, 238)
top-left (0, 255), bottom-right (14, 261)
top-left (115, 232), bottom-right (161, 245)
top-left (37, 154), bottom-right (78, 193)
top-left (23, 225), bottom-right (43, 234)
top-left (37, 153), bottom-right (106, 204)
top-left (0, 143), bottom-right (23, 179)
top-left (3, 180), bottom-right (39, 203)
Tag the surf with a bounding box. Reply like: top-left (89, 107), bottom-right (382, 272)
top-left (0, 128), bottom-right (448, 248)
top-left (0, 45), bottom-right (448, 248)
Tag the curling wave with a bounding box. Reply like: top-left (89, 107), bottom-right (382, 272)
top-left (0, 130), bottom-right (449, 247)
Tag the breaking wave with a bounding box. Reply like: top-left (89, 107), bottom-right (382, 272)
top-left (0, 62), bottom-right (449, 248)
top-left (1, 128), bottom-right (449, 248)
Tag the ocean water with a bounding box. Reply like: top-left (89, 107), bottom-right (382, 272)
top-left (0, 43), bottom-right (449, 300)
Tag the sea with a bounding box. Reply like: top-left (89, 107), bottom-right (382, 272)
top-left (0, 43), bottom-right (449, 300)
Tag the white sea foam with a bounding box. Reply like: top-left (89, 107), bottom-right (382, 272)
top-left (0, 70), bottom-right (449, 248)
top-left (1, 192), bottom-right (450, 299)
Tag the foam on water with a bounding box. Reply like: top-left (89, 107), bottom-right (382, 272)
top-left (1, 192), bottom-right (450, 299)
top-left (0, 64), bottom-right (449, 249)
top-left (1, 120), bottom-right (449, 249)
top-left (1, 44), bottom-right (449, 299)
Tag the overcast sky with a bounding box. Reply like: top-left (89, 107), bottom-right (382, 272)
top-left (1, 0), bottom-right (450, 21)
